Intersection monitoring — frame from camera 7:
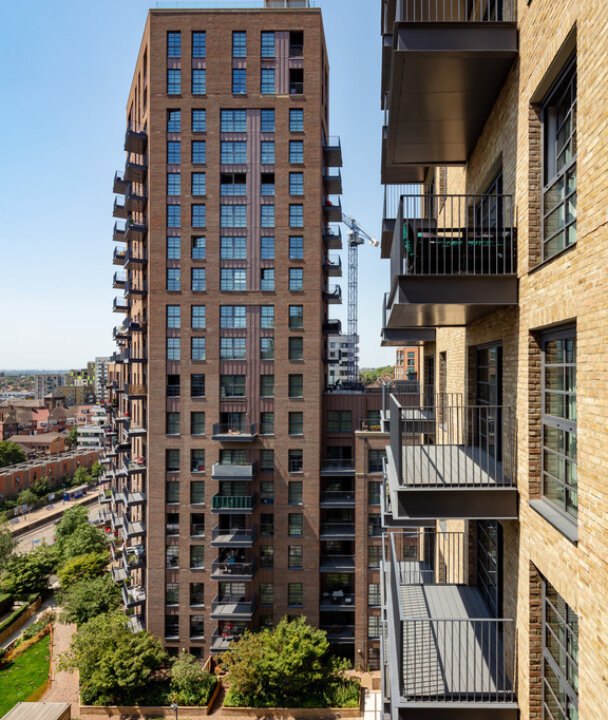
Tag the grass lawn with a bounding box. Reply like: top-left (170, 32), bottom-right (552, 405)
top-left (0, 634), bottom-right (51, 716)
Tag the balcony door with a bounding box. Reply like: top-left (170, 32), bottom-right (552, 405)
top-left (476, 344), bottom-right (502, 460)
top-left (476, 520), bottom-right (502, 616)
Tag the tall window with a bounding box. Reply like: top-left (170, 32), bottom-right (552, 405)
top-left (192, 31), bottom-right (206, 58)
top-left (220, 205), bottom-right (246, 227)
top-left (261, 68), bottom-right (275, 94)
top-left (288, 374), bottom-right (303, 398)
top-left (191, 305), bottom-right (205, 329)
top-left (261, 31), bottom-right (275, 57)
top-left (220, 337), bottom-right (246, 360)
top-left (220, 305), bottom-right (246, 328)
top-left (260, 268), bottom-right (274, 291)
top-left (260, 306), bottom-right (274, 329)
top-left (221, 237), bottom-right (246, 259)
top-left (261, 109), bottom-right (275, 132)
top-left (191, 337), bottom-right (206, 361)
top-left (167, 172), bottom-right (181, 196)
top-left (260, 375), bottom-right (274, 397)
top-left (167, 141), bottom-right (181, 164)
top-left (167, 268), bottom-right (180, 291)
top-left (542, 327), bottom-right (577, 519)
top-left (368, 449), bottom-right (385, 473)
top-left (191, 268), bottom-right (206, 291)
top-left (289, 268), bottom-right (303, 291)
top-left (220, 268), bottom-right (246, 291)
top-left (289, 172), bottom-right (304, 195)
top-left (167, 337), bottom-right (180, 361)
top-left (261, 237), bottom-right (275, 259)
top-left (261, 141), bottom-right (275, 164)
top-left (289, 305), bottom-right (303, 329)
top-left (288, 481), bottom-right (302, 504)
top-left (260, 338), bottom-right (274, 360)
top-left (289, 205), bottom-right (304, 227)
top-left (191, 374), bottom-right (205, 398)
top-left (191, 413), bottom-right (205, 436)
top-left (288, 514), bottom-right (303, 537)
top-left (288, 546), bottom-right (303, 569)
top-left (288, 583), bottom-right (303, 606)
top-left (289, 337), bottom-right (303, 361)
top-left (260, 412), bottom-right (274, 435)
top-left (192, 173), bottom-right (206, 196)
top-left (289, 140), bottom-right (304, 163)
top-left (288, 412), bottom-right (303, 436)
top-left (289, 108), bottom-right (304, 132)
top-left (167, 32), bottom-right (181, 57)
top-left (543, 57), bottom-right (577, 260)
top-left (261, 205), bottom-right (275, 228)
top-left (167, 110), bottom-right (181, 132)
top-left (192, 141), bottom-right (206, 164)
top-left (288, 449), bottom-right (303, 473)
top-left (232, 31), bottom-right (247, 57)
top-left (192, 204), bottom-right (206, 227)
top-left (192, 109), bottom-right (206, 132)
top-left (192, 68), bottom-right (206, 94)
top-left (166, 305), bottom-right (181, 329)
top-left (232, 68), bottom-right (246, 94)
top-left (167, 205), bottom-right (181, 228)
top-left (192, 236), bottom-right (205, 259)
top-left (221, 141), bottom-right (247, 163)
top-left (167, 69), bottom-right (181, 95)
top-left (543, 578), bottom-right (578, 720)
top-left (221, 109), bottom-right (246, 132)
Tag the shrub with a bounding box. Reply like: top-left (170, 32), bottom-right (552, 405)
top-left (1, 544), bottom-right (56, 596)
top-left (169, 651), bottom-right (217, 706)
top-left (59, 575), bottom-right (120, 625)
top-left (57, 551), bottom-right (109, 587)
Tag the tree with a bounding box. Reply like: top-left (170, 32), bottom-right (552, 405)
top-left (0, 518), bottom-right (17, 570)
top-left (90, 461), bottom-right (104, 480)
top-left (59, 574), bottom-right (120, 625)
top-left (59, 611), bottom-right (168, 705)
top-left (1, 544), bottom-right (56, 596)
top-left (222, 617), bottom-right (350, 708)
top-left (17, 489), bottom-right (37, 509)
top-left (169, 651), bottom-right (217, 706)
top-left (55, 506), bottom-right (89, 543)
top-left (67, 427), bottom-right (79, 448)
top-left (0, 441), bottom-right (26, 468)
top-left (359, 366), bottom-right (394, 385)
top-left (71, 466), bottom-right (92, 487)
top-left (60, 523), bottom-right (107, 561)
top-left (57, 551), bottom-right (109, 587)
top-left (31, 476), bottom-right (50, 499)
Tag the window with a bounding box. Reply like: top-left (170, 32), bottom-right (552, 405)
top-left (368, 449), bottom-right (386, 473)
top-left (166, 544), bottom-right (179, 568)
top-left (221, 268), bottom-right (247, 291)
top-left (192, 268), bottom-right (206, 291)
top-left (167, 141), bottom-right (181, 164)
top-left (192, 68), bottom-right (206, 94)
top-left (166, 449), bottom-right (180, 472)
top-left (166, 512), bottom-right (180, 535)
top-left (220, 205), bottom-right (247, 227)
top-left (192, 31), bottom-right (206, 58)
top-left (192, 141), bottom-right (206, 164)
top-left (191, 480), bottom-right (205, 504)
top-left (165, 613), bottom-right (179, 638)
top-left (191, 449), bottom-right (205, 473)
top-left (221, 109), bottom-right (247, 132)
top-left (260, 583), bottom-right (274, 605)
top-left (289, 268), bottom-right (303, 291)
top-left (167, 31), bottom-right (181, 57)
top-left (261, 236), bottom-right (275, 259)
top-left (289, 412), bottom-right (303, 436)
top-left (260, 449), bottom-right (274, 472)
top-left (190, 615), bottom-right (205, 638)
top-left (167, 337), bottom-right (180, 361)
top-left (190, 412), bottom-right (205, 436)
top-left (368, 514), bottom-right (382, 537)
top-left (232, 68), bottom-right (246, 94)
top-left (261, 109), bottom-right (275, 132)
top-left (289, 205), bottom-right (304, 227)
top-left (289, 172), bottom-right (304, 195)
top-left (288, 374), bottom-right (303, 398)
top-left (288, 583), bottom-right (303, 606)
top-left (166, 481), bottom-right (179, 503)
top-left (167, 374), bottom-right (180, 397)
top-left (191, 374), bottom-right (205, 398)
top-left (221, 141), bottom-right (247, 164)
top-left (261, 68), bottom-right (275, 94)
top-left (260, 412), bottom-right (274, 435)
top-left (368, 546), bottom-right (381, 569)
top-left (261, 205), bottom-right (275, 227)
top-left (220, 305), bottom-right (246, 328)
top-left (191, 337), bottom-right (206, 361)
top-left (327, 410), bottom-right (351, 433)
top-left (220, 375), bottom-right (246, 398)
top-left (232, 31), bottom-right (246, 57)
top-left (191, 236), bottom-right (205, 259)
top-left (261, 337), bottom-right (274, 360)
top-left (191, 109), bottom-right (206, 133)
top-left (190, 545), bottom-right (205, 569)
top-left (167, 305), bottom-right (181, 329)
top-left (289, 140), bottom-right (303, 163)
top-left (260, 514), bottom-right (274, 537)
top-left (167, 109), bottom-right (181, 133)
top-left (261, 173), bottom-right (275, 196)
top-left (167, 268), bottom-right (180, 291)
top-left (368, 583), bottom-right (381, 606)
top-left (260, 545), bottom-right (274, 568)
top-left (289, 305), bottom-right (303, 329)
top-left (368, 615), bottom-right (381, 639)
top-left (288, 513), bottom-right (303, 537)
top-left (260, 480), bottom-right (274, 505)
top-left (221, 237), bottom-right (246, 259)
top-left (167, 69), bottom-right (181, 94)
top-left (289, 30), bottom-right (303, 57)
top-left (288, 481), bottom-right (302, 505)
top-left (167, 205), bottom-right (181, 228)
top-left (192, 204), bottom-right (206, 227)
top-left (368, 481), bottom-right (381, 506)
top-left (261, 306), bottom-right (274, 328)
top-left (542, 329), bottom-right (577, 519)
top-left (260, 375), bottom-right (274, 397)
top-left (543, 57), bottom-right (577, 260)
top-left (289, 67), bottom-right (303, 95)
top-left (261, 268), bottom-right (275, 291)
top-left (167, 172), bottom-right (181, 196)
top-left (221, 172), bottom-right (247, 196)
top-left (261, 31), bottom-right (275, 57)
top-left (192, 173), bottom-right (206, 196)
top-left (220, 337), bottom-right (246, 360)
top-left (289, 337), bottom-right (303, 361)
top-left (543, 578), bottom-right (578, 719)
top-left (261, 141), bottom-right (275, 164)
top-left (289, 108), bottom-right (304, 132)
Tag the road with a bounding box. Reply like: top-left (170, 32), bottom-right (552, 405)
top-left (15, 506), bottom-right (99, 554)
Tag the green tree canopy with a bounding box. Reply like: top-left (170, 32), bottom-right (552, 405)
top-left (55, 506), bottom-right (89, 542)
top-left (169, 651), bottom-right (217, 706)
top-left (0, 518), bottom-right (17, 570)
top-left (17, 489), bottom-right (37, 508)
top-left (359, 366), bottom-right (394, 385)
top-left (0, 441), bottom-right (26, 468)
top-left (67, 427), bottom-right (79, 447)
top-left (57, 551), bottom-right (109, 587)
top-left (90, 461), bottom-right (104, 480)
top-left (1, 544), bottom-right (56, 596)
top-left (71, 466), bottom-right (92, 487)
top-left (31, 476), bottom-right (50, 499)
top-left (60, 523), bottom-right (107, 561)
top-left (59, 573), bottom-right (120, 625)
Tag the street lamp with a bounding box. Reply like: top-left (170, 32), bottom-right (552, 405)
top-left (170, 702), bottom-right (178, 720)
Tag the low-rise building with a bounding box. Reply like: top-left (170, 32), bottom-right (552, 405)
top-left (393, 346), bottom-right (420, 381)
top-left (7, 432), bottom-right (66, 456)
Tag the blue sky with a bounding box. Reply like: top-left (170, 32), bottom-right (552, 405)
top-left (0, 0), bottom-right (394, 370)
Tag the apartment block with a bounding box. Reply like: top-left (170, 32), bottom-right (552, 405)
top-left (379, 1), bottom-right (608, 719)
top-left (33, 374), bottom-right (66, 400)
top-left (94, 357), bottom-right (111, 403)
top-left (393, 346), bottom-right (419, 381)
top-left (0, 450), bottom-right (99, 498)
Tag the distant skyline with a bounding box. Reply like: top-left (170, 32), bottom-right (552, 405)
top-left (0, 0), bottom-right (395, 369)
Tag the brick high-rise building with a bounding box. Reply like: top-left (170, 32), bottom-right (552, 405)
top-left (102, 0), bottom-right (390, 666)
top-left (379, 0), bottom-right (608, 718)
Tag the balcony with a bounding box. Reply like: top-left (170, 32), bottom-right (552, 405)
top-left (124, 156), bottom-right (147, 184)
top-left (323, 196), bottom-right (342, 223)
top-left (323, 255), bottom-right (342, 278)
top-left (124, 126), bottom-right (148, 155)
top-left (323, 319), bottom-right (342, 335)
top-left (124, 519), bottom-right (146, 538)
top-left (211, 461), bottom-right (256, 480)
top-left (127, 424), bottom-right (147, 437)
top-left (113, 197), bottom-right (127, 219)
top-left (112, 297), bottom-right (129, 314)
top-left (113, 221), bottom-right (126, 243)
top-left (211, 594), bottom-right (256, 620)
top-left (323, 136), bottom-right (343, 167)
top-left (113, 325), bottom-right (129, 341)
top-left (211, 525), bottom-right (257, 547)
top-left (127, 384), bottom-right (146, 399)
top-left (210, 629), bottom-right (245, 654)
top-left (111, 565), bottom-right (128, 583)
top-left (319, 522), bottom-right (356, 540)
top-left (323, 625), bottom-right (355, 642)
top-left (122, 548), bottom-right (145, 572)
top-left (384, 194), bottom-right (517, 327)
top-left (323, 226), bottom-right (343, 250)
top-left (125, 187), bottom-right (148, 214)
top-left (125, 249), bottom-right (147, 268)
top-left (323, 285), bottom-right (342, 305)
top-left (382, 293), bottom-right (436, 346)
top-left (113, 171), bottom-right (128, 194)
top-left (112, 272), bottom-right (126, 290)
top-left (211, 493), bottom-right (256, 513)
top-left (211, 558), bottom-right (257, 581)
top-left (381, 0), bottom-right (517, 182)
top-left (320, 555), bottom-right (355, 572)
top-left (382, 530), bottom-right (517, 718)
top-left (323, 169), bottom-right (343, 195)
top-left (212, 423), bottom-right (258, 442)
top-left (122, 582), bottom-right (146, 608)
top-left (320, 590), bottom-right (355, 610)
top-left (320, 458), bottom-right (355, 476)
top-left (384, 394), bottom-right (517, 520)
top-left (113, 247), bottom-right (126, 266)
top-left (319, 491), bottom-right (356, 508)
top-left (124, 219), bottom-right (147, 242)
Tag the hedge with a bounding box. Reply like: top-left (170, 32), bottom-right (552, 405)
top-left (0, 593), bottom-right (12, 616)
top-left (0, 595), bottom-right (39, 634)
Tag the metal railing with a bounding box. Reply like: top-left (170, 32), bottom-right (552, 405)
top-left (212, 422), bottom-right (257, 438)
top-left (320, 491), bottom-right (355, 503)
top-left (320, 522), bottom-right (355, 536)
top-left (212, 594), bottom-right (256, 611)
top-left (212, 558), bottom-right (256, 577)
top-left (321, 458), bottom-right (355, 471)
top-left (394, 194), bottom-right (516, 279)
top-left (389, 394), bottom-right (515, 487)
top-left (212, 493), bottom-right (256, 510)
top-left (395, 0), bottom-right (515, 22)
top-left (212, 525), bottom-right (257, 543)
top-left (384, 184), bottom-right (417, 221)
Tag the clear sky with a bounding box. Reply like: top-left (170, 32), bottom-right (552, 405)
top-left (0, 0), bottom-right (394, 370)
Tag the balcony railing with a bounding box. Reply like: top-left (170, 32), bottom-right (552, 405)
top-left (212, 423), bottom-right (257, 441)
top-left (323, 285), bottom-right (342, 304)
top-left (211, 558), bottom-right (257, 579)
top-left (212, 493), bottom-right (256, 511)
top-left (211, 594), bottom-right (256, 618)
top-left (211, 526), bottom-right (257, 546)
top-left (323, 318), bottom-right (342, 334)
top-left (211, 461), bottom-right (256, 480)
top-left (320, 522), bottom-right (355, 537)
top-left (321, 458), bottom-right (355, 473)
top-left (323, 226), bottom-right (343, 250)
top-left (395, 0), bottom-right (515, 22)
top-left (323, 255), bottom-right (342, 276)
top-left (320, 490), bottom-right (355, 505)
top-left (113, 171), bottom-right (128, 194)
top-left (322, 136), bottom-right (343, 167)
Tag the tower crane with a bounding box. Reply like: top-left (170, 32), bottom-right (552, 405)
top-left (341, 213), bottom-right (379, 384)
